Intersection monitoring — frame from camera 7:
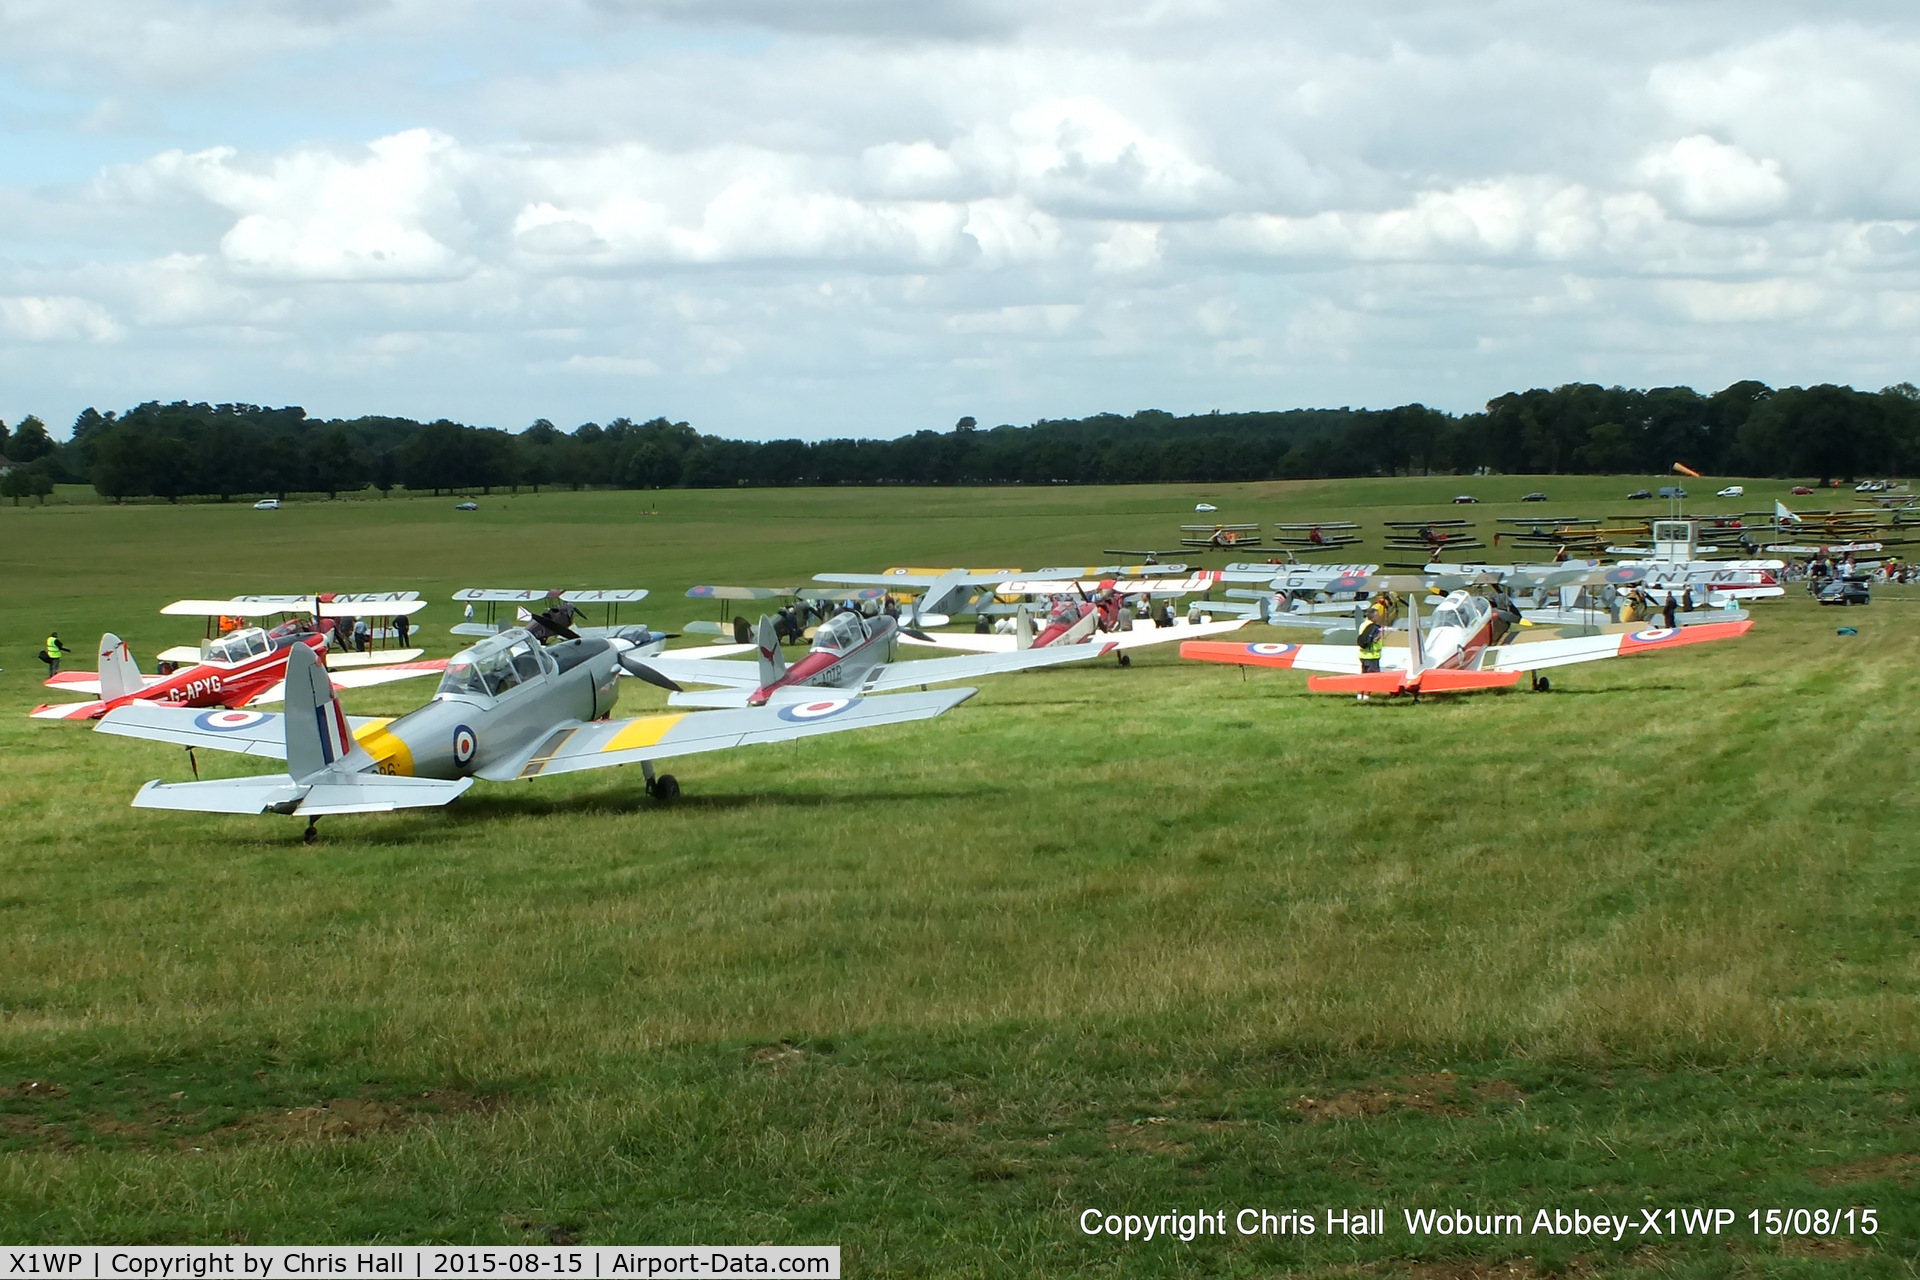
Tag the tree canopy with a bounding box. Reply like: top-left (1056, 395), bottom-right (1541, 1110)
top-left (22, 381), bottom-right (1920, 503)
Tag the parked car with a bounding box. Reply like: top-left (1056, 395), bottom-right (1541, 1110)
top-left (1791, 485), bottom-right (1814, 495)
top-left (253, 498), bottom-right (281, 510)
top-left (455, 501), bottom-right (479, 511)
top-left (1855, 480), bottom-right (1889, 493)
top-left (1657, 486), bottom-right (1687, 499)
top-left (1717, 485), bottom-right (1745, 498)
top-left (1521, 491), bottom-right (1548, 502)
top-left (1194, 502), bottom-right (1217, 512)
top-left (1452, 494), bottom-right (1479, 504)
top-left (1626, 489), bottom-right (1654, 500)
top-left (1818, 578), bottom-right (1872, 606)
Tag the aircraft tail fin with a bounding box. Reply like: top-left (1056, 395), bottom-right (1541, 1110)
top-left (1016, 606), bottom-right (1034, 650)
top-left (755, 614), bottom-right (787, 687)
top-left (97, 632), bottom-right (142, 703)
top-left (282, 643), bottom-right (355, 782)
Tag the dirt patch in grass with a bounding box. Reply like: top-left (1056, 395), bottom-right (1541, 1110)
top-left (1805, 1151), bottom-right (1919, 1186)
top-left (1780, 1237), bottom-right (1869, 1260)
top-left (1395, 1259), bottom-right (1550, 1279)
top-left (1294, 1074), bottom-right (1520, 1124)
top-left (0, 1084), bottom-right (502, 1151)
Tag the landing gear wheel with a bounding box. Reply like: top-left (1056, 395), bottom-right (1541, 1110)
top-left (1532, 675), bottom-right (1551, 693)
top-left (653, 774), bottom-right (680, 802)
top-left (1117, 652), bottom-right (1131, 668)
top-left (302, 818), bottom-right (319, 845)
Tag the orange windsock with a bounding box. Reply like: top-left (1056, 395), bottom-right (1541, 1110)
top-left (1671, 462), bottom-right (1701, 477)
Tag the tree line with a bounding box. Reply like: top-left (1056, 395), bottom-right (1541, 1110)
top-left (3, 379), bottom-right (1916, 504)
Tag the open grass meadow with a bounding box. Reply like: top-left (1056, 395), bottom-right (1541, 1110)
top-left (0, 476), bottom-right (1916, 1276)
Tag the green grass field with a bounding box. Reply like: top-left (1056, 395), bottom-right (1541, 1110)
top-left (0, 477), bottom-right (1915, 1276)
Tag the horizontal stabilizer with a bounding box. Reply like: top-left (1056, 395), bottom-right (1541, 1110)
top-left (30, 700), bottom-right (108, 721)
top-left (131, 774), bottom-right (470, 815)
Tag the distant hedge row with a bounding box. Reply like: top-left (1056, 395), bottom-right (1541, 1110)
top-left (3, 378), bottom-right (1914, 503)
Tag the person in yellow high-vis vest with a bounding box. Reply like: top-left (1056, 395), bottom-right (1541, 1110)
top-left (43, 632), bottom-right (69, 676)
top-left (1354, 617), bottom-right (1384, 702)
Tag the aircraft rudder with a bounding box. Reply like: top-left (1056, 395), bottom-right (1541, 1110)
top-left (755, 614), bottom-right (788, 686)
top-left (282, 642), bottom-right (350, 781)
top-left (98, 632), bottom-right (142, 703)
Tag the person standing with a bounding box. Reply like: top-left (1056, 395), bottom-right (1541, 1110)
top-left (394, 612), bottom-right (411, 647)
top-left (1354, 616), bottom-right (1384, 702)
top-left (42, 630), bottom-right (69, 676)
top-left (1661, 593), bottom-right (1678, 629)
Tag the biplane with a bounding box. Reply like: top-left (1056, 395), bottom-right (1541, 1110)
top-left (1180, 574), bottom-right (1752, 698)
top-left (452, 588), bottom-right (656, 641)
top-left (33, 630), bottom-right (444, 721)
top-left (1270, 522), bottom-right (1363, 553)
top-left (94, 629), bottom-right (972, 839)
top-left (1179, 524), bottom-right (1262, 551)
top-left (157, 594), bottom-right (428, 666)
top-left (1382, 519), bottom-right (1485, 563)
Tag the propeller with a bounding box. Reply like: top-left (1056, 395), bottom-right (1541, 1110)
top-left (615, 649), bottom-right (683, 692)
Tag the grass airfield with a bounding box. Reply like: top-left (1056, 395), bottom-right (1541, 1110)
top-left (0, 475), bottom-right (1916, 1275)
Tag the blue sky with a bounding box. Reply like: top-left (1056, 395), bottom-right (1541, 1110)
top-left (3, 1), bottom-right (1918, 440)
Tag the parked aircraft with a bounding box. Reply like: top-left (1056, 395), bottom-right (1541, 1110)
top-left (95, 630), bottom-right (973, 839)
top-left (34, 629), bottom-right (443, 721)
top-left (640, 611), bottom-right (1105, 709)
top-left (158, 595), bottom-right (428, 666)
top-left (1180, 577), bottom-right (1751, 697)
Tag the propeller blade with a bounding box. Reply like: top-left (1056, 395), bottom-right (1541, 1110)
top-left (904, 628), bottom-right (935, 642)
top-left (618, 653), bottom-right (683, 692)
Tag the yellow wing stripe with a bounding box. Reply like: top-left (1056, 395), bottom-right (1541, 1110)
top-left (601, 714), bottom-right (688, 753)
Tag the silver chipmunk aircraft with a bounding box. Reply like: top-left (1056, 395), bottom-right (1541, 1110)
top-left (641, 610), bottom-right (1106, 709)
top-left (94, 628), bottom-right (974, 840)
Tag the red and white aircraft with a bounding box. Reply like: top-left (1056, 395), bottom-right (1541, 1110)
top-left (1181, 581), bottom-right (1752, 697)
top-left (897, 572), bottom-right (1249, 657)
top-left (638, 611), bottom-right (1107, 709)
top-left (32, 629), bottom-right (446, 721)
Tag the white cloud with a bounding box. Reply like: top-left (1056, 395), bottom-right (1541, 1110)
top-left (0, 295), bottom-right (123, 342)
top-left (5, 4), bottom-right (1920, 435)
top-left (1637, 135), bottom-right (1788, 222)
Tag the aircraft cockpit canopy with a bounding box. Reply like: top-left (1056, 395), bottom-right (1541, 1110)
top-left (813, 611), bottom-right (871, 654)
top-left (206, 628), bottom-right (273, 666)
top-left (437, 630), bottom-right (555, 699)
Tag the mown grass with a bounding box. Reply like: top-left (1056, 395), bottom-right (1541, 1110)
top-left (0, 477), bottom-right (1915, 1274)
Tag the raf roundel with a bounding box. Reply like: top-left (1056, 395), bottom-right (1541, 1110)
top-left (452, 724), bottom-right (478, 765)
top-left (777, 697), bottom-right (855, 723)
top-left (1248, 642), bottom-right (1296, 656)
top-left (193, 709), bottom-right (269, 733)
top-left (1630, 627), bottom-right (1678, 643)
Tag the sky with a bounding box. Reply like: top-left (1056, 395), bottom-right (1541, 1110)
top-left (3, 1), bottom-right (1920, 440)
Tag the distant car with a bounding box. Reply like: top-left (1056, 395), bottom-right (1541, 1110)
top-left (1717, 485), bottom-right (1745, 498)
top-left (1452, 494), bottom-right (1479, 504)
top-left (1818, 578), bottom-right (1872, 606)
top-left (1657, 486), bottom-right (1687, 499)
top-left (455, 501), bottom-right (479, 511)
top-left (253, 498), bottom-right (280, 510)
top-left (1194, 502), bottom-right (1217, 512)
top-left (1626, 489), bottom-right (1653, 500)
top-left (1519, 491), bottom-right (1547, 503)
top-left (1791, 485), bottom-right (1814, 495)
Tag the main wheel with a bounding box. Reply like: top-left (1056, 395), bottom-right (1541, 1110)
top-left (1532, 675), bottom-right (1551, 692)
top-left (654, 774), bottom-right (681, 801)
top-left (1117, 652), bottom-right (1131, 668)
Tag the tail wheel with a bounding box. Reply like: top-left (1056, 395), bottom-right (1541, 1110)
top-left (653, 774), bottom-right (681, 802)
top-left (1117, 652), bottom-right (1131, 668)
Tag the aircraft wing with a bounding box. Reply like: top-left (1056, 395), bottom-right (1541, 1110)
top-left (1104, 618), bottom-right (1249, 650)
top-left (863, 643), bottom-right (1102, 692)
top-left (96, 704), bottom-right (290, 758)
top-left (95, 704), bottom-right (388, 760)
top-left (897, 632), bottom-right (1014, 654)
top-left (636, 655), bottom-right (762, 688)
top-left (251, 659), bottom-right (448, 704)
top-left (30, 700), bottom-right (108, 721)
top-left (487, 687), bottom-right (977, 781)
top-left (1477, 620), bottom-right (1752, 673)
top-left (1179, 639), bottom-right (1369, 675)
